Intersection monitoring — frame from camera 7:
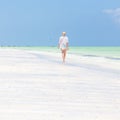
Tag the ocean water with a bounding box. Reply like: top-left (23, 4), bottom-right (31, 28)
top-left (1, 46), bottom-right (119, 60)
top-left (69, 47), bottom-right (120, 60)
top-left (13, 46), bottom-right (120, 60)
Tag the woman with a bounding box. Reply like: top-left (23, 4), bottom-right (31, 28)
top-left (58, 32), bottom-right (69, 63)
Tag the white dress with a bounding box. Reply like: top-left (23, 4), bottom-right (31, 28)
top-left (59, 36), bottom-right (69, 50)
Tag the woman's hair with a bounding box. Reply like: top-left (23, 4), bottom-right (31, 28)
top-left (62, 32), bottom-right (66, 36)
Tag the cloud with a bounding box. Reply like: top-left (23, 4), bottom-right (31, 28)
top-left (103, 8), bottom-right (120, 23)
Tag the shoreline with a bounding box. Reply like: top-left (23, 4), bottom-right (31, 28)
top-left (1, 46), bottom-right (120, 58)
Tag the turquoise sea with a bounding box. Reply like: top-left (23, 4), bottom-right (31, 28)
top-left (1, 46), bottom-right (120, 60)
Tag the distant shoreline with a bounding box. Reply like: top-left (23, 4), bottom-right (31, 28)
top-left (0, 46), bottom-right (120, 59)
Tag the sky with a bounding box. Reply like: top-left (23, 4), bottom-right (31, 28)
top-left (0, 0), bottom-right (120, 46)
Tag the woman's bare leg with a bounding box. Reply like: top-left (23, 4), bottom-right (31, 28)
top-left (61, 49), bottom-right (67, 63)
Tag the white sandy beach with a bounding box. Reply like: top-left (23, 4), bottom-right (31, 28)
top-left (0, 48), bottom-right (120, 120)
